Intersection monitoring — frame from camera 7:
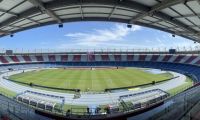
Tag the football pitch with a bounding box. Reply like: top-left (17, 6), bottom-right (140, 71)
top-left (9, 68), bottom-right (173, 92)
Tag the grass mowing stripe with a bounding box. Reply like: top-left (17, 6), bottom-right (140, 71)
top-left (43, 70), bottom-right (67, 88)
top-left (49, 69), bottom-right (67, 88)
top-left (113, 70), bottom-right (133, 86)
top-left (73, 69), bottom-right (85, 89)
top-left (96, 70), bottom-right (108, 91)
top-left (120, 69), bottom-right (141, 86)
top-left (37, 70), bottom-right (61, 85)
top-left (103, 70), bottom-right (120, 88)
top-left (66, 70), bottom-right (78, 89)
top-left (33, 70), bottom-right (57, 86)
top-left (107, 70), bottom-right (128, 87)
top-left (91, 70), bottom-right (102, 91)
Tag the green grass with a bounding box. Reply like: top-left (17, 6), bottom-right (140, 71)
top-left (168, 77), bottom-right (193, 96)
top-left (9, 68), bottom-right (172, 92)
top-left (0, 87), bottom-right (17, 97)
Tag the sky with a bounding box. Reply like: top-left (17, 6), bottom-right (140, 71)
top-left (0, 22), bottom-right (199, 52)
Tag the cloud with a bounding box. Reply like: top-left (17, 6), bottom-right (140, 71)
top-left (64, 24), bottom-right (141, 46)
top-left (56, 42), bottom-right (150, 50)
top-left (57, 23), bottom-right (199, 50)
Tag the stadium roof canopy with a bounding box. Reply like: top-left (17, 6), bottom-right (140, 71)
top-left (0, 0), bottom-right (200, 42)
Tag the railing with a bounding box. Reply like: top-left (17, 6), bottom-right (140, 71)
top-left (146, 83), bottom-right (200, 120)
top-left (181, 99), bottom-right (200, 120)
top-left (0, 94), bottom-right (39, 120)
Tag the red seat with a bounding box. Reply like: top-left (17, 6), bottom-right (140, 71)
top-left (9, 56), bottom-right (20, 62)
top-left (101, 55), bottom-right (110, 61)
top-left (35, 56), bottom-right (44, 62)
top-left (61, 55), bottom-right (68, 62)
top-left (0, 56), bottom-right (8, 63)
top-left (73, 55), bottom-right (81, 62)
top-left (22, 56), bottom-right (31, 62)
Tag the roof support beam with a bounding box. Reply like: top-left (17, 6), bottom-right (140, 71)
top-left (0, 8), bottom-right (18, 17)
top-left (26, 18), bottom-right (41, 25)
top-left (108, 0), bottom-right (122, 20)
top-left (129, 0), bottom-right (192, 23)
top-left (173, 13), bottom-right (200, 19)
top-left (44, 0), bottom-right (198, 35)
top-left (134, 21), bottom-right (200, 41)
top-left (167, 25), bottom-right (200, 30)
top-left (108, 6), bottom-right (117, 20)
top-left (7, 25), bottom-right (22, 29)
top-left (175, 31), bottom-right (200, 39)
top-left (27, 0), bottom-right (62, 24)
top-left (120, 0), bottom-right (197, 34)
top-left (175, 31), bottom-right (200, 35)
top-left (150, 19), bottom-right (163, 25)
top-left (79, 0), bottom-right (84, 19)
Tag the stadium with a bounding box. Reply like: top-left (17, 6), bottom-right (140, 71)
top-left (0, 0), bottom-right (200, 120)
